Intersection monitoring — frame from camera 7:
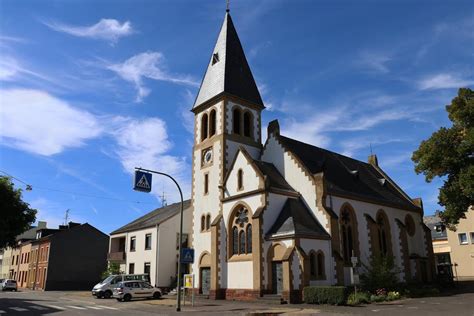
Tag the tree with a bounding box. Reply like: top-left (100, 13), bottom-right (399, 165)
top-left (0, 176), bottom-right (37, 249)
top-left (412, 88), bottom-right (474, 226)
top-left (101, 262), bottom-right (124, 279)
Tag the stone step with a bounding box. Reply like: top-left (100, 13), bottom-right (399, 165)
top-left (257, 294), bottom-right (287, 304)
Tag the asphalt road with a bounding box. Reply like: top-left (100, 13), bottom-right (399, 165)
top-left (0, 289), bottom-right (473, 315)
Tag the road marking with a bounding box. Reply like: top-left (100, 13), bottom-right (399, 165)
top-left (30, 306), bottom-right (47, 310)
top-left (372, 309), bottom-right (380, 312)
top-left (44, 305), bottom-right (65, 310)
top-left (67, 305), bottom-right (87, 310)
top-left (407, 307), bottom-right (419, 309)
top-left (97, 305), bottom-right (119, 310)
top-left (86, 306), bottom-right (104, 310)
top-left (9, 307), bottom-right (29, 311)
top-left (0, 310), bottom-right (6, 314)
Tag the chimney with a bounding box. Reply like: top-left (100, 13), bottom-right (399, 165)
top-left (368, 154), bottom-right (378, 167)
top-left (37, 221), bottom-right (47, 229)
top-left (267, 119), bottom-right (280, 137)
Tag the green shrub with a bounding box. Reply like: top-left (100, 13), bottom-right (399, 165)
top-left (370, 294), bottom-right (386, 302)
top-left (360, 256), bottom-right (401, 292)
top-left (387, 291), bottom-right (401, 301)
top-left (347, 291), bottom-right (370, 305)
top-left (304, 286), bottom-right (347, 305)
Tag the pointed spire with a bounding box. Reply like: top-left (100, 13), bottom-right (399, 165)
top-left (192, 12), bottom-right (264, 110)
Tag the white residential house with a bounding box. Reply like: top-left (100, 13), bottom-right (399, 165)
top-left (108, 201), bottom-right (192, 288)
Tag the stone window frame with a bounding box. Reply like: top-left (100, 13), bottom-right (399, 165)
top-left (237, 169), bottom-right (244, 191)
top-left (470, 232), bottom-right (474, 244)
top-left (405, 214), bottom-right (416, 237)
top-left (375, 209), bottom-right (392, 257)
top-left (204, 172), bottom-right (209, 195)
top-left (228, 204), bottom-right (253, 260)
top-left (200, 213), bottom-right (211, 232)
top-left (231, 105), bottom-right (254, 140)
top-left (339, 203), bottom-right (360, 265)
top-left (243, 110), bottom-right (253, 138)
top-left (130, 236), bottom-right (136, 252)
top-left (201, 113), bottom-right (208, 141)
top-left (209, 109), bottom-right (217, 137)
top-left (458, 232), bottom-right (468, 245)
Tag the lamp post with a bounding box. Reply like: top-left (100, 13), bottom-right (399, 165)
top-left (134, 167), bottom-right (184, 312)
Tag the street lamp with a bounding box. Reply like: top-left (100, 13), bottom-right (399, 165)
top-left (134, 167), bottom-right (185, 312)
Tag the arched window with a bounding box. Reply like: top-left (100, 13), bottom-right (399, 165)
top-left (376, 211), bottom-right (391, 257)
top-left (405, 214), bottom-right (416, 237)
top-left (232, 227), bottom-right (238, 255)
top-left (209, 109), bottom-right (216, 137)
top-left (246, 224), bottom-right (252, 253)
top-left (229, 206), bottom-right (252, 256)
top-left (317, 252), bottom-right (325, 278)
top-left (237, 169), bottom-right (243, 190)
top-left (340, 205), bottom-right (358, 263)
top-left (243, 112), bottom-right (251, 137)
top-left (201, 113), bottom-right (208, 141)
top-left (201, 215), bottom-right (205, 232)
top-left (206, 214), bottom-right (211, 230)
top-left (310, 252), bottom-right (316, 277)
top-left (233, 108), bottom-right (241, 135)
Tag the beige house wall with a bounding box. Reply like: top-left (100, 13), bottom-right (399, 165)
top-left (447, 208), bottom-right (474, 280)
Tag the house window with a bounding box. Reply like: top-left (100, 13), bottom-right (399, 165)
top-left (374, 210), bottom-right (391, 257)
top-left (229, 206), bottom-right (252, 256)
top-left (206, 214), bottom-right (211, 230)
top-left (405, 214), bottom-right (416, 236)
top-left (317, 252), bottom-right (325, 278)
top-left (209, 109), bottom-right (216, 136)
top-left (129, 263), bottom-right (135, 274)
top-left (237, 169), bottom-right (243, 190)
top-left (144, 262), bottom-right (151, 275)
top-left (145, 234), bottom-right (152, 250)
top-left (458, 233), bottom-right (468, 245)
top-left (470, 232), bottom-right (474, 244)
top-left (243, 112), bottom-right (251, 137)
top-left (130, 236), bottom-right (136, 252)
top-left (212, 52), bottom-right (219, 65)
top-left (201, 113), bottom-right (208, 141)
top-left (233, 108), bottom-right (241, 135)
top-left (310, 252), bottom-right (316, 277)
top-left (340, 206), bottom-right (358, 263)
top-left (204, 173), bottom-right (209, 194)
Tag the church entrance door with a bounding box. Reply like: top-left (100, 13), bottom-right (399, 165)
top-left (271, 262), bottom-right (283, 294)
top-left (200, 267), bottom-right (211, 295)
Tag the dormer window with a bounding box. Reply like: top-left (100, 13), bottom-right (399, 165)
top-left (212, 53), bottom-right (220, 65)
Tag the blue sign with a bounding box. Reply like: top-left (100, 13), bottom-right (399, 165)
top-left (134, 170), bottom-right (152, 193)
top-left (181, 248), bottom-right (194, 264)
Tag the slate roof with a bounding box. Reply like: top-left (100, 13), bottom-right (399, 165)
top-left (277, 135), bottom-right (420, 212)
top-left (267, 198), bottom-right (330, 239)
top-left (253, 160), bottom-right (295, 192)
top-left (111, 200), bottom-right (192, 235)
top-left (424, 214), bottom-right (447, 240)
top-left (193, 12), bottom-right (263, 109)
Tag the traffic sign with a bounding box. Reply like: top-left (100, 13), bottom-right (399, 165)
top-left (134, 170), bottom-right (152, 192)
top-left (181, 248), bottom-right (194, 264)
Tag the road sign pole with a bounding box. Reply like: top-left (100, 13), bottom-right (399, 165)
top-left (134, 167), bottom-right (184, 312)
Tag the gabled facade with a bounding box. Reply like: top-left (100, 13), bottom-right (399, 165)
top-left (108, 201), bottom-right (192, 288)
top-left (190, 10), bottom-right (434, 303)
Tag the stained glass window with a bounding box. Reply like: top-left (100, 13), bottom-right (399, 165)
top-left (232, 226), bottom-right (238, 255)
top-left (239, 230), bottom-right (245, 254)
top-left (246, 224), bottom-right (252, 253)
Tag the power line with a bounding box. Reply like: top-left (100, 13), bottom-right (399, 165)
top-left (0, 170), bottom-right (156, 205)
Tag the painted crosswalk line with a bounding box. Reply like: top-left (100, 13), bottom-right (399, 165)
top-left (97, 305), bottom-right (119, 310)
top-left (86, 306), bottom-right (104, 310)
top-left (9, 307), bottom-right (29, 311)
top-left (67, 305), bottom-right (87, 310)
top-left (30, 306), bottom-right (48, 310)
top-left (44, 305), bottom-right (66, 310)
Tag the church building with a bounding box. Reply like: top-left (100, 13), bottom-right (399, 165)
top-left (190, 10), bottom-right (434, 303)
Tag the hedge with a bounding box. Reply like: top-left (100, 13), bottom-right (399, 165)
top-left (303, 286), bottom-right (347, 305)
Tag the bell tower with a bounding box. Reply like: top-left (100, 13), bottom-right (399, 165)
top-left (190, 10), bottom-right (264, 297)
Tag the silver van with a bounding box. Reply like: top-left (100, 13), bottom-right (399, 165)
top-left (92, 274), bottom-right (149, 298)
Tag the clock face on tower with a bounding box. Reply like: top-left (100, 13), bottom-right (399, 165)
top-left (202, 147), bottom-right (213, 166)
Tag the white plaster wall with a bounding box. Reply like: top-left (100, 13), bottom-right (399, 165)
top-left (219, 218), bottom-right (228, 289)
top-left (227, 261), bottom-right (253, 289)
top-left (224, 151), bottom-right (261, 198)
top-left (300, 238), bottom-right (334, 286)
top-left (329, 195), bottom-right (426, 281)
top-left (121, 227), bottom-right (158, 285)
top-left (156, 207), bottom-right (192, 287)
top-left (261, 135), bottom-right (329, 231)
top-left (226, 140), bottom-right (261, 170)
top-left (291, 251), bottom-right (301, 289)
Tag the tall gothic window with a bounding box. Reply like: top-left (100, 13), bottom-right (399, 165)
top-left (243, 112), bottom-right (251, 137)
top-left (206, 214), bottom-right (211, 230)
top-left (237, 169), bottom-right (243, 190)
top-left (209, 109), bottom-right (216, 137)
top-left (317, 252), bottom-right (325, 278)
top-left (201, 215), bottom-right (205, 232)
top-left (376, 212), bottom-right (390, 256)
top-left (201, 113), bottom-right (208, 141)
top-left (233, 109), bottom-right (241, 135)
top-left (310, 252), bottom-right (316, 277)
top-left (229, 206), bottom-right (252, 256)
top-left (340, 206), bottom-right (358, 263)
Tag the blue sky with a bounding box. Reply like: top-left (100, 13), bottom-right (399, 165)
top-left (0, 0), bottom-right (472, 234)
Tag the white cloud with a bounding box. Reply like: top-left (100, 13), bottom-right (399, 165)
top-left (0, 56), bottom-right (58, 84)
top-left (418, 73), bottom-right (474, 90)
top-left (179, 89), bottom-right (196, 134)
top-left (43, 18), bottom-right (133, 44)
top-left (339, 137), bottom-right (407, 158)
top-left (0, 89), bottom-right (103, 155)
top-left (357, 51), bottom-right (392, 73)
top-left (111, 117), bottom-right (191, 201)
top-left (107, 52), bottom-right (199, 102)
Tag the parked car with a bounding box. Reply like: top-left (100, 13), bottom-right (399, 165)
top-left (0, 279), bottom-right (17, 291)
top-left (113, 281), bottom-right (161, 302)
top-left (92, 274), bottom-right (149, 298)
